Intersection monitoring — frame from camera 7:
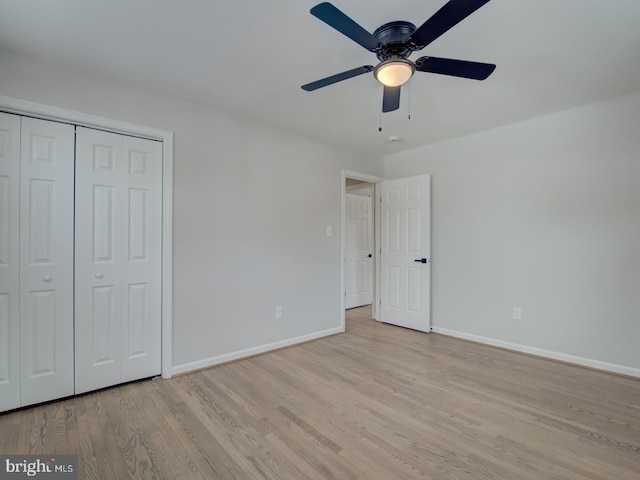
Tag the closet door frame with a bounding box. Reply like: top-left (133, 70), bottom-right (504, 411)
top-left (0, 95), bottom-right (174, 379)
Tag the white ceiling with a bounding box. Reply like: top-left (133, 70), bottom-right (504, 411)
top-left (1, 0), bottom-right (639, 155)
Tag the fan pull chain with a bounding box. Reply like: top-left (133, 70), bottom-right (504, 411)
top-left (378, 85), bottom-right (383, 132)
top-left (408, 81), bottom-right (411, 120)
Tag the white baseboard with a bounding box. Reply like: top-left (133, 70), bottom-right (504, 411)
top-left (171, 326), bottom-right (344, 377)
top-left (431, 327), bottom-right (640, 378)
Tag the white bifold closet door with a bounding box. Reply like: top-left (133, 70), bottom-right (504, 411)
top-left (74, 127), bottom-right (162, 394)
top-left (20, 118), bottom-right (75, 405)
top-left (0, 113), bottom-right (75, 411)
top-left (0, 113), bottom-right (20, 411)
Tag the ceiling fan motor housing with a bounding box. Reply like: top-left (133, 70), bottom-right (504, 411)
top-left (373, 21), bottom-right (417, 61)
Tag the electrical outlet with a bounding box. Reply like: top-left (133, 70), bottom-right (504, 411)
top-left (275, 306), bottom-right (283, 320)
top-left (512, 307), bottom-right (522, 321)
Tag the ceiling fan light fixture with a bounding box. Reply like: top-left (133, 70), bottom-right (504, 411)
top-left (374, 58), bottom-right (415, 87)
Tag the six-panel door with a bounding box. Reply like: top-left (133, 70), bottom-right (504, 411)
top-left (345, 193), bottom-right (373, 309)
top-left (19, 117), bottom-right (75, 407)
top-left (74, 128), bottom-right (162, 394)
top-left (379, 175), bottom-right (431, 332)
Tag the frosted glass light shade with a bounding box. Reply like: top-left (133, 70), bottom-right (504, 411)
top-left (374, 59), bottom-right (415, 87)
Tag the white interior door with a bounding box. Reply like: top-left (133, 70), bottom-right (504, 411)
top-left (345, 193), bottom-right (373, 308)
top-left (379, 175), bottom-right (431, 332)
top-left (19, 117), bottom-right (75, 406)
top-left (0, 113), bottom-right (21, 411)
top-left (75, 127), bottom-right (162, 394)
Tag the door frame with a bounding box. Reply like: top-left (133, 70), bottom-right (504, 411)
top-left (341, 170), bottom-right (383, 328)
top-left (0, 95), bottom-right (174, 379)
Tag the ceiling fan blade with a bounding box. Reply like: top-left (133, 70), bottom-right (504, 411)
top-left (310, 2), bottom-right (382, 52)
top-left (301, 66), bottom-right (374, 91)
top-left (408, 0), bottom-right (492, 50)
top-left (416, 56), bottom-right (495, 80)
top-left (382, 86), bottom-right (401, 112)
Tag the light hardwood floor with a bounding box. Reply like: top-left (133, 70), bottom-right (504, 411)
top-left (1, 306), bottom-right (639, 479)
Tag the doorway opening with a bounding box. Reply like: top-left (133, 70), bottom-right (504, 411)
top-left (341, 170), bottom-right (383, 327)
top-left (345, 179), bottom-right (374, 310)
top-left (342, 172), bottom-right (432, 334)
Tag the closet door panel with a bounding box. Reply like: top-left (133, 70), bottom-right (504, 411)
top-left (75, 129), bottom-right (122, 393)
top-left (76, 129), bottom-right (161, 393)
top-left (121, 136), bottom-right (162, 382)
top-left (19, 117), bottom-right (74, 407)
top-left (0, 113), bottom-right (21, 412)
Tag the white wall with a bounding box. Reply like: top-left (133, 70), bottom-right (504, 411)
top-left (385, 92), bottom-right (640, 373)
top-left (0, 49), bottom-right (384, 373)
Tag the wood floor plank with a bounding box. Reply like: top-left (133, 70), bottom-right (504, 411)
top-left (1, 305), bottom-right (639, 479)
top-left (137, 380), bottom-right (207, 479)
top-left (82, 391), bottom-right (127, 480)
top-left (73, 397), bottom-right (102, 480)
top-left (103, 382), bottom-right (164, 479)
top-left (57, 398), bottom-right (78, 455)
top-left (17, 407), bottom-right (38, 455)
top-left (0, 407), bottom-right (22, 452)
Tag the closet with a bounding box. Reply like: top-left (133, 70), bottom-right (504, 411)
top-left (0, 112), bottom-right (162, 412)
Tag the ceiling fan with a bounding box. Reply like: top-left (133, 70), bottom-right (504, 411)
top-left (301, 0), bottom-right (496, 113)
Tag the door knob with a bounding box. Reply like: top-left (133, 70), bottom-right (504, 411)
top-left (94, 273), bottom-right (104, 279)
top-left (414, 258), bottom-right (428, 264)
top-left (42, 274), bottom-right (52, 282)
top-left (368, 254), bottom-right (372, 258)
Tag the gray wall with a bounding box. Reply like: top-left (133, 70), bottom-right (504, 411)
top-left (0, 49), bottom-right (384, 373)
top-left (385, 92), bottom-right (640, 372)
top-left (3, 46), bottom-right (637, 375)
